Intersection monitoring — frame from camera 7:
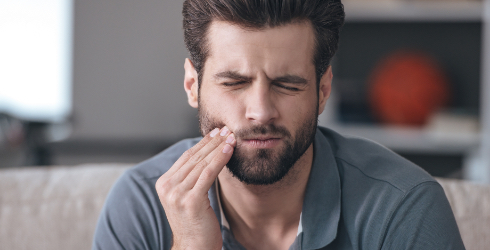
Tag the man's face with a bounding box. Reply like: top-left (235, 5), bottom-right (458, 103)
top-left (186, 21), bottom-right (329, 185)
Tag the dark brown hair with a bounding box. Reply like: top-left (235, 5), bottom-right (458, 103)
top-left (183, 0), bottom-right (345, 85)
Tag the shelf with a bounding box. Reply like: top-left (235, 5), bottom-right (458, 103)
top-left (325, 123), bottom-right (480, 154)
top-left (344, 1), bottom-right (482, 22)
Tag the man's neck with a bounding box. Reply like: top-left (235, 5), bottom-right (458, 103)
top-left (217, 144), bottom-right (314, 250)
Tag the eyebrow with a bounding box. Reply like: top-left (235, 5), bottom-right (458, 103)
top-left (214, 71), bottom-right (308, 85)
top-left (273, 75), bottom-right (308, 85)
top-left (214, 71), bottom-right (252, 82)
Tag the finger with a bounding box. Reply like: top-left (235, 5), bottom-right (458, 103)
top-left (164, 127), bottom-right (220, 178)
top-left (192, 142), bottom-right (235, 193)
top-left (181, 133), bottom-right (235, 190)
top-left (171, 127), bottom-right (231, 184)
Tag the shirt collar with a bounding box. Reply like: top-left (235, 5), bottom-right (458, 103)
top-left (300, 127), bottom-right (341, 249)
top-left (215, 180), bottom-right (230, 230)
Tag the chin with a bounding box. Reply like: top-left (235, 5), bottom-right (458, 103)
top-left (226, 140), bottom-right (305, 185)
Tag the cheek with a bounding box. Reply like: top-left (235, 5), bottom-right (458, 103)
top-left (281, 104), bottom-right (312, 130)
top-left (201, 91), bottom-right (244, 127)
top-left (280, 93), bottom-right (318, 119)
top-left (208, 93), bottom-right (240, 113)
top-left (285, 98), bottom-right (318, 136)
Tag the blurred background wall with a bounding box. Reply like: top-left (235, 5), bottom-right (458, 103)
top-left (62, 0), bottom-right (201, 164)
top-left (72, 0), bottom-right (197, 141)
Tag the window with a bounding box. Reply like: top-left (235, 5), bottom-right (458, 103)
top-left (0, 0), bottom-right (73, 122)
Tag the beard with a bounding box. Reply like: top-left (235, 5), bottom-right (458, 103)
top-left (198, 101), bottom-right (318, 186)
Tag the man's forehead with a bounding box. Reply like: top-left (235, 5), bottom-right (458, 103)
top-left (204, 20), bottom-right (316, 76)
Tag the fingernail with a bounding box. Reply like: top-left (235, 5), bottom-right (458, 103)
top-left (222, 144), bottom-right (232, 153)
top-left (226, 134), bottom-right (234, 144)
top-left (210, 128), bottom-right (219, 137)
top-left (220, 126), bottom-right (229, 136)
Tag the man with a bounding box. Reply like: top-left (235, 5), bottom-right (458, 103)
top-left (93, 0), bottom-right (465, 249)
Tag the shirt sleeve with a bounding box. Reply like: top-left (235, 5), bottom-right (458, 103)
top-left (92, 170), bottom-right (172, 250)
top-left (381, 181), bottom-right (466, 250)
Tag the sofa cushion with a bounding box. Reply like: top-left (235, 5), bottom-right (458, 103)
top-left (0, 164), bottom-right (131, 250)
top-left (436, 177), bottom-right (490, 250)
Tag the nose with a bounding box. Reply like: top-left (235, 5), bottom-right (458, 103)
top-left (245, 81), bottom-right (279, 124)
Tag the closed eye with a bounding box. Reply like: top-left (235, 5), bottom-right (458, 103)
top-left (273, 82), bottom-right (301, 92)
top-left (222, 81), bottom-right (248, 87)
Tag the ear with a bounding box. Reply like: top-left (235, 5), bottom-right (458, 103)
top-left (318, 66), bottom-right (333, 115)
top-left (184, 58), bottom-right (199, 108)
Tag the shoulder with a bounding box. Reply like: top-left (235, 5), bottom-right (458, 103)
top-left (108, 136), bottom-right (201, 202)
top-left (124, 137), bottom-right (201, 181)
top-left (100, 136), bottom-right (201, 214)
top-left (317, 126), bottom-right (435, 193)
top-left (316, 127), bottom-right (463, 249)
top-left (92, 137), bottom-right (200, 250)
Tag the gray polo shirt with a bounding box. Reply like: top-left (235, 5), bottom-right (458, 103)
top-left (93, 126), bottom-right (465, 249)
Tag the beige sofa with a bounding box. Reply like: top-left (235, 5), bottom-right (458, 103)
top-left (0, 164), bottom-right (489, 250)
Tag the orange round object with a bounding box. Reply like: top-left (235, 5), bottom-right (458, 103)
top-left (369, 51), bottom-right (450, 126)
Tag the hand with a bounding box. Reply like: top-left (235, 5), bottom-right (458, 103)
top-left (155, 127), bottom-right (236, 250)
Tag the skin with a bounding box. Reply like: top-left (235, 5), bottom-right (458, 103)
top-left (156, 20), bottom-right (333, 250)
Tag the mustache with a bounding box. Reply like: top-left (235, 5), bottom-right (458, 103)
top-left (199, 114), bottom-right (290, 139)
top-left (233, 124), bottom-right (291, 139)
